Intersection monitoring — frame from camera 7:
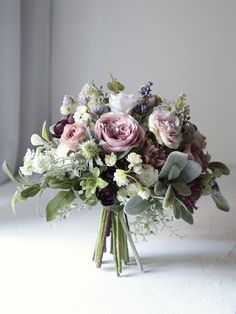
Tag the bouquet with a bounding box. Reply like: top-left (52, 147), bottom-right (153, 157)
top-left (3, 75), bottom-right (230, 276)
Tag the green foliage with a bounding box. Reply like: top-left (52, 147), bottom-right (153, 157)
top-left (124, 195), bottom-right (151, 215)
top-left (154, 181), bottom-right (167, 196)
top-left (176, 160), bottom-right (202, 183)
top-left (41, 121), bottom-right (50, 142)
top-left (107, 74), bottom-right (124, 93)
top-left (168, 165), bottom-right (181, 180)
top-left (2, 161), bottom-right (19, 183)
top-left (171, 182), bottom-right (191, 196)
top-left (163, 185), bottom-right (175, 209)
top-left (209, 179), bottom-right (230, 212)
top-left (20, 184), bottom-right (41, 198)
top-left (208, 162), bottom-right (230, 177)
top-left (46, 190), bottom-right (75, 221)
top-left (80, 168), bottom-right (108, 200)
top-left (159, 152), bottom-right (188, 179)
top-left (11, 190), bottom-right (26, 213)
top-left (175, 198), bottom-right (194, 224)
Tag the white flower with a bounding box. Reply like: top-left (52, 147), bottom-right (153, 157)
top-left (117, 187), bottom-right (127, 204)
top-left (105, 152), bottom-right (117, 167)
top-left (126, 152), bottom-right (142, 167)
top-left (138, 165), bottom-right (158, 187)
top-left (127, 183), bottom-right (139, 197)
top-left (56, 143), bottom-right (70, 158)
top-left (138, 187), bottom-right (151, 200)
top-left (20, 149), bottom-right (35, 176)
top-left (109, 92), bottom-right (137, 112)
top-left (32, 148), bottom-right (55, 174)
top-left (114, 169), bottom-right (129, 187)
top-left (74, 106), bottom-right (91, 123)
top-left (60, 95), bottom-right (76, 115)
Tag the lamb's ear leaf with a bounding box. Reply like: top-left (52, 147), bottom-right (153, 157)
top-left (176, 160), bottom-right (202, 183)
top-left (210, 179), bottom-right (230, 212)
top-left (172, 200), bottom-right (181, 219)
top-left (2, 161), bottom-right (19, 183)
top-left (163, 185), bottom-right (175, 209)
top-left (159, 152), bottom-right (188, 179)
top-left (175, 198), bottom-right (194, 224)
top-left (168, 165), bottom-right (181, 181)
top-left (124, 195), bottom-right (151, 216)
top-left (172, 182), bottom-right (191, 196)
top-left (154, 181), bottom-right (167, 196)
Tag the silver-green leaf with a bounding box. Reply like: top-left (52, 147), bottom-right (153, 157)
top-left (124, 195), bottom-right (151, 216)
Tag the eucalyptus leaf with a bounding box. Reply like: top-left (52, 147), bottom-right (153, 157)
top-left (163, 185), bottom-right (175, 209)
top-left (2, 161), bottom-right (19, 183)
top-left (172, 182), bottom-right (191, 196)
top-left (159, 152), bottom-right (188, 179)
top-left (46, 190), bottom-right (75, 221)
top-left (124, 195), bottom-right (150, 215)
top-left (176, 160), bottom-right (202, 183)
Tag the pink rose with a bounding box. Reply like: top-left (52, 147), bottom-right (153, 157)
top-left (94, 112), bottom-right (145, 152)
top-left (149, 109), bottom-right (182, 149)
top-left (60, 122), bottom-right (86, 151)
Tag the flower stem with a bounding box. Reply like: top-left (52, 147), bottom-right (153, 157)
top-left (118, 211), bottom-right (144, 272)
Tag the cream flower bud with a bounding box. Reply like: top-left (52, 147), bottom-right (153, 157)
top-left (105, 152), bottom-right (117, 167)
top-left (138, 165), bottom-right (159, 187)
top-left (138, 187), bottom-right (151, 200)
top-left (114, 169), bottom-right (129, 187)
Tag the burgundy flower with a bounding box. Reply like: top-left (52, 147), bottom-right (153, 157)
top-left (53, 115), bottom-right (75, 138)
top-left (96, 184), bottom-right (118, 206)
top-left (179, 179), bottom-right (202, 213)
top-left (143, 140), bottom-right (171, 169)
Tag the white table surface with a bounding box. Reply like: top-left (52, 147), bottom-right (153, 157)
top-left (0, 167), bottom-right (235, 314)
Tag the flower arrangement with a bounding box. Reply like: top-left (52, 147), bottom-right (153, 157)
top-left (3, 75), bottom-right (230, 276)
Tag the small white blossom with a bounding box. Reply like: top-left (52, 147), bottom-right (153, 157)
top-left (138, 187), bottom-right (151, 200)
top-left (74, 106), bottom-right (91, 123)
top-left (114, 169), bottom-right (129, 187)
top-left (60, 95), bottom-right (76, 115)
top-left (126, 152), bottom-right (142, 167)
top-left (56, 143), bottom-right (70, 158)
top-left (105, 152), bottom-right (117, 167)
top-left (138, 165), bottom-right (158, 187)
top-left (20, 149), bottom-right (35, 176)
top-left (80, 140), bottom-right (98, 159)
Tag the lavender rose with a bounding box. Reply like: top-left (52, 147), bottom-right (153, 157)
top-left (94, 112), bottom-right (145, 152)
top-left (60, 122), bottom-right (86, 151)
top-left (149, 109), bottom-right (182, 149)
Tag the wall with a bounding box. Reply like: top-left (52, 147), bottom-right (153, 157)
top-left (51, 0), bottom-right (236, 164)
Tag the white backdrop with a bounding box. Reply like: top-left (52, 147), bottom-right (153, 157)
top-left (51, 0), bottom-right (236, 165)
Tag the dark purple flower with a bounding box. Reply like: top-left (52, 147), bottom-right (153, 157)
top-left (53, 119), bottom-right (68, 138)
top-left (96, 184), bottom-right (117, 206)
top-left (67, 114), bottom-right (75, 124)
top-left (134, 99), bottom-right (149, 114)
top-left (177, 179), bottom-right (202, 212)
top-left (139, 81), bottom-right (153, 96)
top-left (100, 167), bottom-right (116, 183)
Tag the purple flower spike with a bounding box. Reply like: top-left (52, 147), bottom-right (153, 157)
top-left (139, 81), bottom-right (153, 96)
top-left (92, 104), bottom-right (106, 115)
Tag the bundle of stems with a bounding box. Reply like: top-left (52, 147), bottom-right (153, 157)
top-left (93, 208), bottom-right (143, 276)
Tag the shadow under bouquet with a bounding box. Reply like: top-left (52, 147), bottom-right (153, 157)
top-left (3, 76), bottom-right (230, 276)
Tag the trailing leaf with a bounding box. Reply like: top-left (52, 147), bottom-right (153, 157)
top-left (46, 190), bottom-right (76, 221)
top-left (124, 195), bottom-right (151, 215)
top-left (2, 161), bottom-right (19, 183)
top-left (107, 74), bottom-right (124, 93)
top-left (208, 162), bottom-right (230, 177)
top-left (11, 190), bottom-right (26, 213)
top-left (163, 185), bottom-right (175, 209)
top-left (209, 179), bottom-right (230, 212)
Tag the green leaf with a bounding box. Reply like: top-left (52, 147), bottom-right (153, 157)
top-left (2, 161), bottom-right (19, 183)
top-left (201, 172), bottom-right (214, 186)
top-left (46, 190), bottom-right (75, 221)
top-left (20, 184), bottom-right (41, 198)
top-left (41, 121), bottom-right (50, 142)
top-left (154, 181), bottom-right (167, 196)
top-left (31, 134), bottom-right (46, 146)
top-left (208, 162), bottom-right (230, 176)
top-left (172, 200), bottom-right (181, 219)
top-left (175, 198), bottom-right (194, 224)
top-left (168, 165), bottom-right (181, 181)
top-left (107, 74), bottom-right (124, 93)
top-left (176, 160), bottom-right (202, 183)
top-left (163, 185), bottom-right (175, 209)
top-left (117, 148), bottom-right (131, 160)
top-left (124, 195), bottom-right (151, 215)
top-left (11, 190), bottom-right (26, 213)
top-left (209, 179), bottom-right (230, 212)
top-left (93, 168), bottom-right (100, 178)
top-left (172, 182), bottom-right (191, 196)
top-left (159, 152), bottom-right (188, 179)
top-left (46, 178), bottom-right (72, 189)
top-left (97, 178), bottom-right (108, 189)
